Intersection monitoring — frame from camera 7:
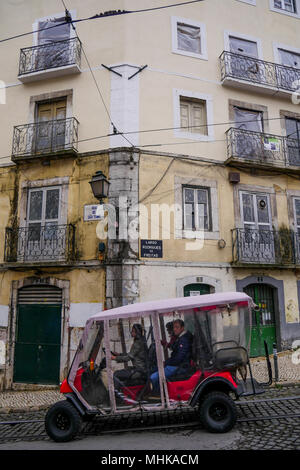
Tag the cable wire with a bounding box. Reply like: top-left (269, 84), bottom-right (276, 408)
top-left (60, 1), bottom-right (135, 148)
top-left (0, 114), bottom-right (295, 162)
top-left (0, 1), bottom-right (204, 44)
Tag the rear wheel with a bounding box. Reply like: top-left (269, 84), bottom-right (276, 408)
top-left (45, 400), bottom-right (82, 442)
top-left (199, 391), bottom-right (237, 433)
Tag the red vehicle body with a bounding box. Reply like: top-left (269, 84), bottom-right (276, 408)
top-left (46, 292), bottom-right (271, 442)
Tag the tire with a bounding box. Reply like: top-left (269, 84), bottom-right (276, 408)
top-left (199, 391), bottom-right (237, 433)
top-left (45, 400), bottom-right (82, 442)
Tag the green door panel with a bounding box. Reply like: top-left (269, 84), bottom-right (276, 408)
top-left (244, 284), bottom-right (277, 357)
top-left (14, 304), bottom-right (61, 384)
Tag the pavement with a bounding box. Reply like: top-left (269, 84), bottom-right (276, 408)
top-left (0, 350), bottom-right (299, 413)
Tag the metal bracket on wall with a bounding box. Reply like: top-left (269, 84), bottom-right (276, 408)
top-left (101, 64), bottom-right (123, 77)
top-left (128, 65), bottom-right (148, 80)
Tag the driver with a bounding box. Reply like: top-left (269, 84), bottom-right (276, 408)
top-left (150, 319), bottom-right (192, 394)
top-left (111, 323), bottom-right (148, 389)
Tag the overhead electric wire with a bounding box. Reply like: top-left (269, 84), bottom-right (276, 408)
top-left (0, 1), bottom-right (204, 44)
top-left (0, 115), bottom-right (295, 162)
top-left (60, 1), bottom-right (135, 148)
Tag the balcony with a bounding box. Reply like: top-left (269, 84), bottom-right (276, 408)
top-left (232, 228), bottom-right (300, 267)
top-left (4, 224), bottom-right (76, 264)
top-left (18, 38), bottom-right (82, 83)
top-left (12, 117), bottom-right (79, 162)
top-left (225, 127), bottom-right (300, 173)
top-left (220, 51), bottom-right (300, 98)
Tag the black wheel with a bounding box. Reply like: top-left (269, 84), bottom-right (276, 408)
top-left (45, 400), bottom-right (82, 442)
top-left (199, 391), bottom-right (237, 433)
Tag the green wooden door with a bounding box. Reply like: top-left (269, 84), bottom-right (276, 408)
top-left (13, 304), bottom-right (61, 384)
top-left (244, 284), bottom-right (276, 357)
top-left (184, 283), bottom-right (211, 297)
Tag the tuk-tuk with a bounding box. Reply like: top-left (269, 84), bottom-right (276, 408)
top-left (45, 292), bottom-right (271, 442)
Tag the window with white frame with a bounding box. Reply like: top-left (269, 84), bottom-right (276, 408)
top-left (274, 44), bottom-right (300, 90)
top-left (183, 186), bottom-right (211, 231)
top-left (175, 176), bottom-right (219, 240)
top-left (278, 48), bottom-right (300, 68)
top-left (180, 97), bottom-right (208, 135)
top-left (173, 89), bottom-right (213, 141)
top-left (270, 0), bottom-right (300, 16)
top-left (171, 16), bottom-right (207, 60)
top-left (274, 0), bottom-right (296, 13)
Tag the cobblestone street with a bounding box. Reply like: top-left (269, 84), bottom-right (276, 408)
top-left (0, 384), bottom-right (299, 450)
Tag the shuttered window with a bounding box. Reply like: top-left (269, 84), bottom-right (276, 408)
top-left (180, 97), bottom-right (208, 135)
top-left (183, 186), bottom-right (211, 231)
top-left (274, 0), bottom-right (296, 13)
top-left (18, 285), bottom-right (62, 304)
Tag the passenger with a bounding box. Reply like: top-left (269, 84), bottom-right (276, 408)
top-left (161, 321), bottom-right (177, 350)
top-left (112, 324), bottom-right (148, 390)
top-left (150, 319), bottom-right (193, 394)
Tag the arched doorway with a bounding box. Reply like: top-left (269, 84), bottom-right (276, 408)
top-left (184, 283), bottom-right (213, 296)
top-left (13, 284), bottom-right (62, 385)
top-left (244, 284), bottom-right (277, 357)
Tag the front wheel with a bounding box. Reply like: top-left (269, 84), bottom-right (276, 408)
top-left (199, 391), bottom-right (237, 433)
top-left (45, 400), bottom-right (82, 442)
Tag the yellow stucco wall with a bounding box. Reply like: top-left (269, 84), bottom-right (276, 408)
top-left (0, 0), bottom-right (299, 161)
top-left (0, 153), bottom-right (108, 262)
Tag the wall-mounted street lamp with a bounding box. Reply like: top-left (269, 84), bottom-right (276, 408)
top-left (89, 170), bottom-right (110, 203)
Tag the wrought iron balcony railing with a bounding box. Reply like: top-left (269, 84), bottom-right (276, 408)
top-left (226, 127), bottom-right (300, 169)
top-left (18, 37), bottom-right (82, 77)
top-left (232, 228), bottom-right (300, 265)
top-left (4, 224), bottom-right (76, 263)
top-left (220, 51), bottom-right (300, 94)
top-left (12, 117), bottom-right (79, 159)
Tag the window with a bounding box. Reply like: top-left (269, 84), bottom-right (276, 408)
top-left (183, 187), bottom-right (211, 231)
top-left (228, 36), bottom-right (265, 82)
top-left (274, 44), bottom-right (300, 90)
top-left (180, 97), bottom-right (207, 135)
top-left (234, 107), bottom-right (263, 132)
top-left (171, 17), bottom-right (207, 60)
top-left (34, 99), bottom-right (67, 153)
top-left (233, 107), bottom-right (264, 159)
top-left (239, 191), bottom-right (274, 262)
top-left (175, 176), bottom-right (219, 240)
top-left (278, 48), bottom-right (300, 68)
top-left (20, 186), bottom-right (66, 261)
top-left (274, 0), bottom-right (296, 12)
top-left (285, 117), bottom-right (300, 165)
top-left (224, 31), bottom-right (264, 83)
top-left (173, 89), bottom-right (213, 141)
top-left (229, 36), bottom-right (259, 58)
top-left (32, 12), bottom-right (78, 72)
top-left (177, 23), bottom-right (201, 54)
top-left (37, 17), bottom-right (70, 46)
top-left (270, 0), bottom-right (300, 16)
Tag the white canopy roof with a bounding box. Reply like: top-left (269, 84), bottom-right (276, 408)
top-left (88, 291), bottom-right (253, 322)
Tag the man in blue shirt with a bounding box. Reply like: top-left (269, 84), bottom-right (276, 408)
top-left (150, 319), bottom-right (193, 394)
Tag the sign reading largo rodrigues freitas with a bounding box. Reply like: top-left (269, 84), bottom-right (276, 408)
top-left (140, 239), bottom-right (163, 258)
